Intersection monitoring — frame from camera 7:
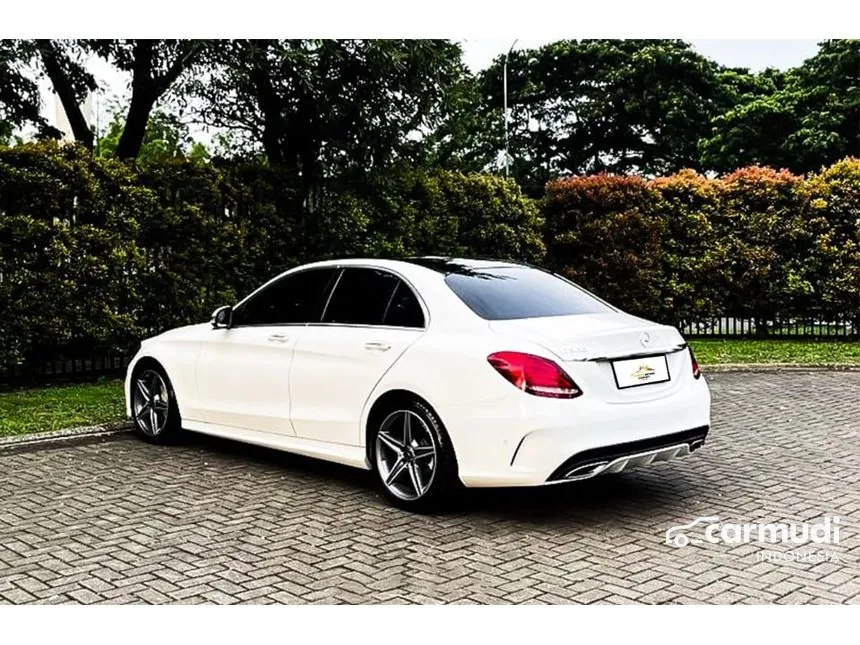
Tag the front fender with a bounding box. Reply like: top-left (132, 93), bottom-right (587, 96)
top-left (124, 339), bottom-right (202, 421)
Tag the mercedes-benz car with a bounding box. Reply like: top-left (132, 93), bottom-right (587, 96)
top-left (125, 257), bottom-right (711, 510)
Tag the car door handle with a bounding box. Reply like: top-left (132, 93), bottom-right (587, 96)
top-left (267, 333), bottom-right (290, 343)
top-left (364, 341), bottom-right (391, 352)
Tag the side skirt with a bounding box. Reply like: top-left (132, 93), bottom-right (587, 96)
top-left (182, 420), bottom-right (371, 471)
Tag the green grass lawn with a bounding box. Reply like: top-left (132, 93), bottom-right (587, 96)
top-left (689, 340), bottom-right (860, 365)
top-left (0, 341), bottom-right (858, 439)
top-left (0, 379), bottom-right (125, 438)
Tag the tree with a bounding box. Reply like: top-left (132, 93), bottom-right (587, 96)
top-left (187, 39), bottom-right (467, 202)
top-left (0, 40), bottom-right (56, 142)
top-left (35, 40), bottom-right (97, 149)
top-left (86, 40), bottom-right (207, 160)
top-left (36, 40), bottom-right (206, 159)
top-left (470, 39), bottom-right (735, 194)
top-left (96, 108), bottom-right (209, 165)
top-left (700, 39), bottom-right (860, 173)
top-left (409, 66), bottom-right (501, 174)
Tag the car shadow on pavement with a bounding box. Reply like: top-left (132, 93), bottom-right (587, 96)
top-left (171, 429), bottom-right (701, 529)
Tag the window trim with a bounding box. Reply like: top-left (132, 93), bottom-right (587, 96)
top-left (318, 264), bottom-right (430, 331)
top-left (318, 266), bottom-right (428, 330)
top-left (229, 263), bottom-right (430, 330)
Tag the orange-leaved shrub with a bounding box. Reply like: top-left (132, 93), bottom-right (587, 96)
top-left (542, 174), bottom-right (665, 318)
top-left (543, 161), bottom-right (860, 332)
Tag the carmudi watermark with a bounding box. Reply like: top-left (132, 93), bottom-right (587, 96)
top-left (664, 516), bottom-right (843, 561)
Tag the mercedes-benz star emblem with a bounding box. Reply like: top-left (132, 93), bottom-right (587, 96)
top-left (640, 332), bottom-right (652, 348)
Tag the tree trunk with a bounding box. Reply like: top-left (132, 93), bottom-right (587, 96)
top-left (115, 90), bottom-right (155, 160)
top-left (37, 41), bottom-right (93, 150)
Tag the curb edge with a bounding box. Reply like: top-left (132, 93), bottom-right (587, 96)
top-left (0, 420), bottom-right (133, 451)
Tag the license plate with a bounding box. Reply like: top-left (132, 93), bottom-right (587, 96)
top-left (611, 354), bottom-right (670, 389)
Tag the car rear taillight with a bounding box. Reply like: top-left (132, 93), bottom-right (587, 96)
top-left (487, 351), bottom-right (582, 399)
top-left (690, 348), bottom-right (701, 379)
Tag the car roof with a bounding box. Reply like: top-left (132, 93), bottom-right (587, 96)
top-left (298, 256), bottom-right (527, 275)
top-left (399, 257), bottom-right (528, 274)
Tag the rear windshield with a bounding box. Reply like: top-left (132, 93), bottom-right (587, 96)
top-left (444, 267), bottom-right (612, 320)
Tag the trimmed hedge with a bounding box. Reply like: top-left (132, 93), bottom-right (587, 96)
top-left (0, 143), bottom-right (543, 367)
top-left (1, 143), bottom-right (858, 369)
top-left (543, 159), bottom-right (860, 331)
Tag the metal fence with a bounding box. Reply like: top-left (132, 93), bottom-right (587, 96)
top-left (0, 356), bottom-right (131, 388)
top-left (1, 316), bottom-right (857, 389)
top-left (680, 316), bottom-right (858, 340)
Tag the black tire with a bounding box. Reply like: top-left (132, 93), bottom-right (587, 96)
top-left (130, 362), bottom-right (182, 444)
top-left (370, 398), bottom-right (459, 512)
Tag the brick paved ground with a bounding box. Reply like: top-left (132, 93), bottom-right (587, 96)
top-left (1, 372), bottom-right (858, 604)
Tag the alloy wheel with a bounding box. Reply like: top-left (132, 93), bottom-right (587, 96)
top-left (375, 410), bottom-right (438, 501)
top-left (132, 369), bottom-right (170, 437)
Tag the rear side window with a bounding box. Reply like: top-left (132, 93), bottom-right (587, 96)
top-left (234, 268), bottom-right (337, 326)
top-left (322, 268), bottom-right (425, 328)
top-left (323, 268), bottom-right (399, 326)
top-left (444, 267), bottom-right (611, 320)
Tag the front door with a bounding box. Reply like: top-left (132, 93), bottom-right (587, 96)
top-left (195, 267), bottom-right (338, 435)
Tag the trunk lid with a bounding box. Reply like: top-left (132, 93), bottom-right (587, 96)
top-left (489, 313), bottom-right (689, 402)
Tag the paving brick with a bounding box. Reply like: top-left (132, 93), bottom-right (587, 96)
top-left (0, 372), bottom-right (858, 604)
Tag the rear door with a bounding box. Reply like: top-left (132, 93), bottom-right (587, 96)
top-left (288, 267), bottom-right (426, 445)
top-left (195, 267), bottom-right (338, 434)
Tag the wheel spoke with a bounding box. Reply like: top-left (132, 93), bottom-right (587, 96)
top-left (378, 431), bottom-right (404, 454)
top-left (408, 462), bottom-right (424, 495)
top-left (138, 407), bottom-right (151, 433)
top-left (413, 445), bottom-right (435, 460)
top-left (403, 412), bottom-right (412, 445)
top-left (153, 373), bottom-right (165, 400)
top-left (136, 380), bottom-right (150, 401)
top-left (153, 399), bottom-right (169, 412)
top-left (149, 407), bottom-right (159, 435)
top-left (385, 457), bottom-right (407, 486)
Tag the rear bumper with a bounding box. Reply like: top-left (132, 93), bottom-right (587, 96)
top-left (440, 376), bottom-right (711, 488)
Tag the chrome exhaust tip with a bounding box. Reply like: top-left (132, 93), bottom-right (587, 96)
top-left (563, 461), bottom-right (609, 480)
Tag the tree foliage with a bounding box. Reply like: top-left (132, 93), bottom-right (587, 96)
top-left (2, 37), bottom-right (857, 179)
top-left (86, 40), bottom-right (207, 159)
top-left (186, 40), bottom-right (468, 200)
top-left (96, 109), bottom-right (209, 164)
top-left (33, 39), bottom-right (205, 159)
top-left (466, 39), bottom-right (740, 193)
top-left (440, 38), bottom-right (858, 189)
top-left (700, 39), bottom-right (860, 173)
top-left (0, 41), bottom-right (54, 142)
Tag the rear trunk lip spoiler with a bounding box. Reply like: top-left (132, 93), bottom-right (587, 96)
top-left (569, 342), bottom-right (689, 362)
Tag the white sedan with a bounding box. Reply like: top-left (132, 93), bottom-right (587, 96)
top-left (125, 258), bottom-right (711, 510)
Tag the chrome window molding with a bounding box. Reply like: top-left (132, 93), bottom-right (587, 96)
top-left (227, 262), bottom-right (431, 331)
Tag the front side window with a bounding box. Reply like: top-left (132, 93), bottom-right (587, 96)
top-left (444, 266), bottom-right (612, 320)
top-left (233, 268), bottom-right (337, 326)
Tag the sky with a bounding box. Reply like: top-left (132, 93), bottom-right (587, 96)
top-left (461, 39), bottom-right (821, 72)
top-left (40, 39), bottom-right (824, 140)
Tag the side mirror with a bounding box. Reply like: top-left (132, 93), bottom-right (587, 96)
top-left (211, 305), bottom-right (233, 329)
